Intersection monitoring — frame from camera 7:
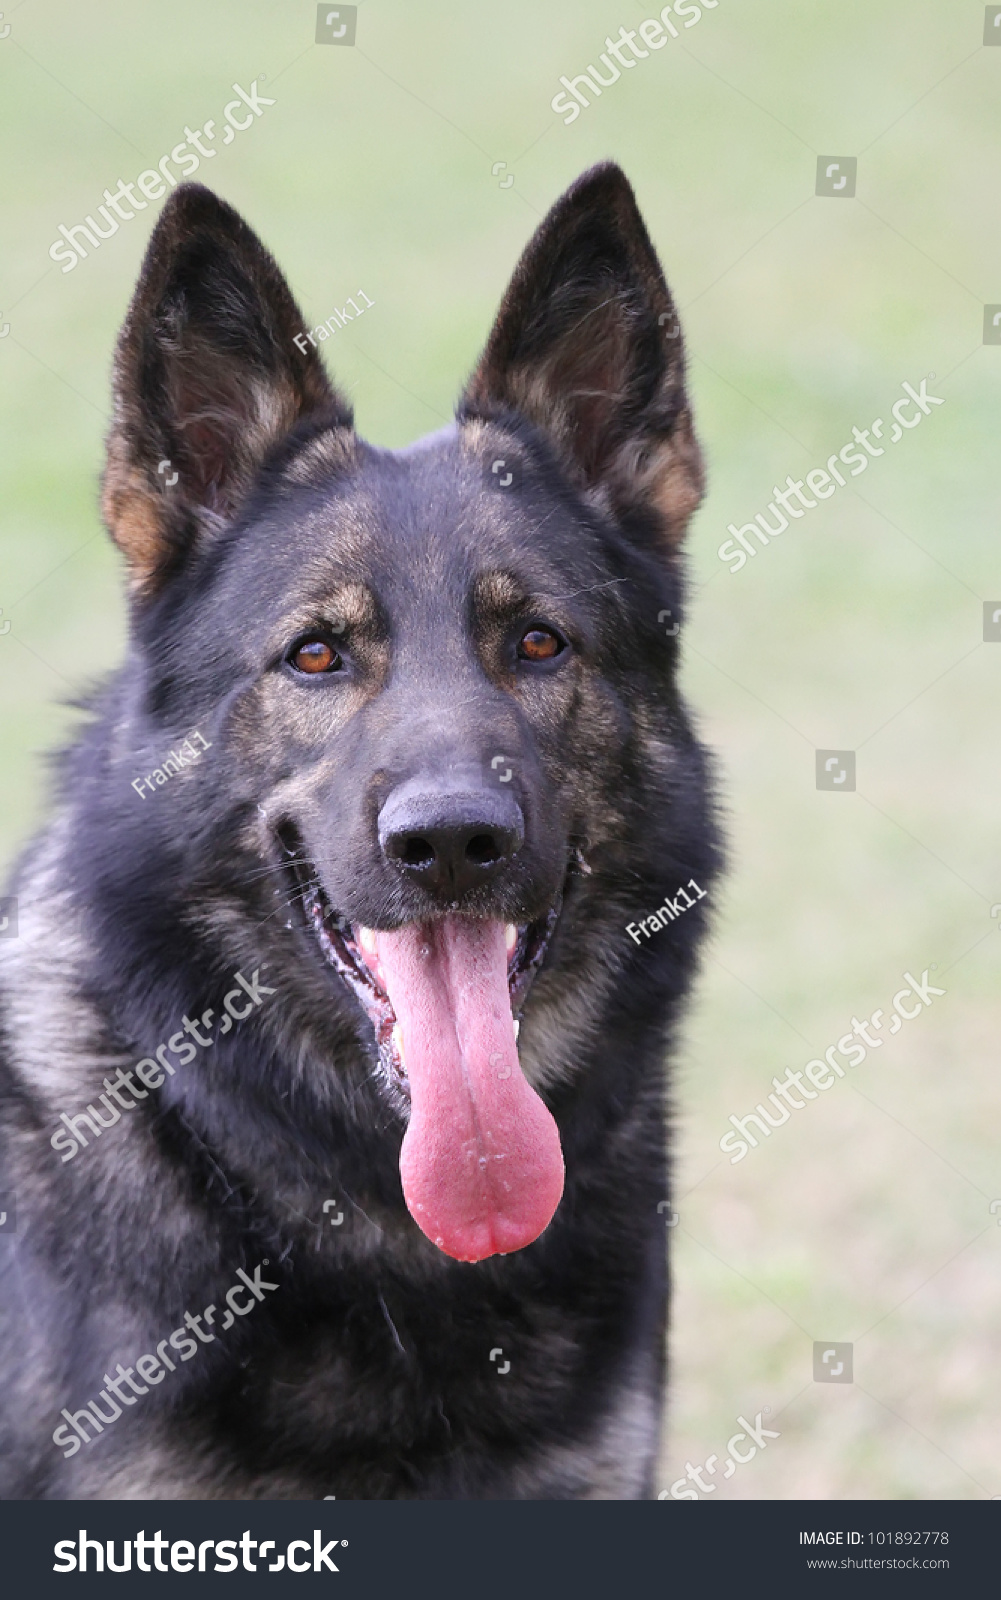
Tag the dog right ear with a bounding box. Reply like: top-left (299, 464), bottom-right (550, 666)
top-left (102, 183), bottom-right (353, 598)
top-left (460, 162), bottom-right (703, 555)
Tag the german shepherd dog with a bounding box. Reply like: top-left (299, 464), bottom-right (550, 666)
top-left (0, 162), bottom-right (718, 1500)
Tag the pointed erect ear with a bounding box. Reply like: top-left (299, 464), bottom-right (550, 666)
top-left (460, 162), bottom-right (702, 551)
top-left (102, 183), bottom-right (353, 597)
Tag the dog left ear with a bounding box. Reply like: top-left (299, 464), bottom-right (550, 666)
top-left (460, 162), bottom-right (703, 552)
top-left (102, 183), bottom-right (353, 597)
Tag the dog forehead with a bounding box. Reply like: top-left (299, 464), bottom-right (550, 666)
top-left (263, 423), bottom-right (576, 602)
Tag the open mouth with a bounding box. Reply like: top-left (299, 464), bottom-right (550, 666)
top-left (278, 828), bottom-right (566, 1262)
top-left (308, 899), bottom-right (558, 1095)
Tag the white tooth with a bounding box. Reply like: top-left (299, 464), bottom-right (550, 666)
top-left (359, 926), bottom-right (378, 956)
top-left (505, 924), bottom-right (517, 954)
top-left (513, 1020), bottom-right (520, 1041)
top-left (392, 1023), bottom-right (405, 1067)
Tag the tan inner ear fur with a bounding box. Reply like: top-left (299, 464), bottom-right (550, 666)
top-left (606, 409), bottom-right (705, 551)
top-left (101, 374), bottom-right (330, 596)
top-left (494, 357), bottom-right (705, 553)
top-left (101, 438), bottom-right (169, 597)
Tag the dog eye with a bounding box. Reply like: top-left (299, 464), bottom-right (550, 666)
top-left (288, 637), bottom-right (343, 675)
top-left (517, 627), bottom-right (564, 662)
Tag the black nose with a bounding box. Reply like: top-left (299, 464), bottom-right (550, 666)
top-left (378, 782), bottom-right (524, 898)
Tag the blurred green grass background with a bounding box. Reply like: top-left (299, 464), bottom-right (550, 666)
top-left (1, 0), bottom-right (998, 1499)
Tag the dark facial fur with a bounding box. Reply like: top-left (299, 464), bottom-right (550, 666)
top-left (0, 164), bottom-right (720, 1500)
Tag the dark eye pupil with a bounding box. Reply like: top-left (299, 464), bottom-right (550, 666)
top-left (293, 639), bottom-right (338, 673)
top-left (519, 629), bottom-right (560, 661)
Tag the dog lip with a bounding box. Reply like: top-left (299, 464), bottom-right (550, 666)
top-left (304, 891), bottom-right (406, 1085)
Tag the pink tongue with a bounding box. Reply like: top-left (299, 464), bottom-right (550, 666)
top-left (373, 917), bottom-right (564, 1262)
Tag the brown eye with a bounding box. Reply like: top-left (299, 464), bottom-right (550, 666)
top-left (517, 627), bottom-right (564, 662)
top-left (290, 638), bottom-right (341, 674)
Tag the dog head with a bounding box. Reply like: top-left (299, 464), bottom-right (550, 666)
top-left (97, 164), bottom-right (705, 1262)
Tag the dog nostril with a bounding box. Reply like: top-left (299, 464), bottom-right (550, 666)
top-left (402, 837), bottom-right (435, 868)
top-left (378, 787), bottom-right (525, 893)
top-left (465, 833), bottom-right (502, 867)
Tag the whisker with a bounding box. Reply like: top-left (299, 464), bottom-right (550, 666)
top-left (238, 860), bottom-right (303, 886)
